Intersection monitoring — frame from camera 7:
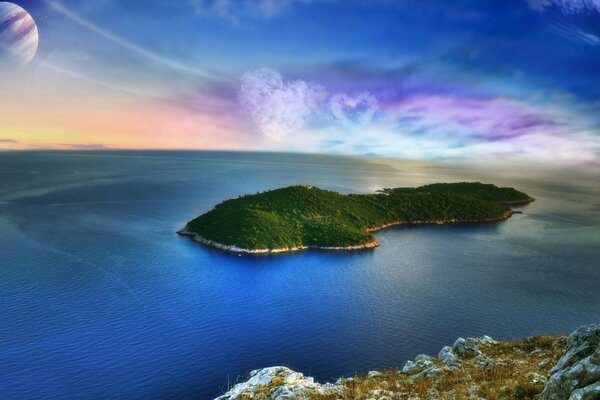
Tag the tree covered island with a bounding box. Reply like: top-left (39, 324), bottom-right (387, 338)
top-left (178, 182), bottom-right (534, 254)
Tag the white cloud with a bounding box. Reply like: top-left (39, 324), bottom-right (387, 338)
top-left (526, 0), bottom-right (600, 45)
top-left (315, 117), bottom-right (600, 167)
top-left (527, 0), bottom-right (600, 13)
top-left (239, 68), bottom-right (381, 139)
top-left (239, 68), bottom-right (328, 139)
top-left (188, 0), bottom-right (326, 21)
top-left (329, 92), bottom-right (379, 128)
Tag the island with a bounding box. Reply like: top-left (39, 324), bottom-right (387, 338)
top-left (178, 182), bottom-right (534, 254)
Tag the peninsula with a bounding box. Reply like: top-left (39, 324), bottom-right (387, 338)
top-left (178, 182), bottom-right (534, 254)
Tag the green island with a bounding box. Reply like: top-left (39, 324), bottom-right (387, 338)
top-left (178, 182), bottom-right (534, 254)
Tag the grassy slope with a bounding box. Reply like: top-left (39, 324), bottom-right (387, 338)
top-left (247, 334), bottom-right (565, 400)
top-left (185, 183), bottom-right (530, 250)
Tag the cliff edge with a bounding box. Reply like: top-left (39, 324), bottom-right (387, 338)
top-left (215, 324), bottom-right (599, 400)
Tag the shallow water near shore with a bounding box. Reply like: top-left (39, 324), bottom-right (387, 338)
top-left (0, 151), bottom-right (599, 399)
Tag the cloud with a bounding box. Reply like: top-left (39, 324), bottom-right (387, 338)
top-left (324, 93), bottom-right (600, 165)
top-left (45, 0), bottom-right (215, 79)
top-left (0, 139), bottom-right (18, 143)
top-left (329, 92), bottom-right (379, 128)
top-left (188, 0), bottom-right (326, 21)
top-left (37, 49), bottom-right (164, 99)
top-left (239, 68), bottom-right (328, 139)
top-left (527, 0), bottom-right (600, 45)
top-left (315, 116), bottom-right (600, 166)
top-left (238, 67), bottom-right (382, 138)
top-left (386, 95), bottom-right (563, 141)
top-left (551, 20), bottom-right (600, 45)
top-left (187, 0), bottom-right (235, 21)
top-left (527, 0), bottom-right (600, 13)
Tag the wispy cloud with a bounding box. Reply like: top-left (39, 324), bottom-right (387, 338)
top-left (45, 0), bottom-right (216, 79)
top-left (188, 0), bottom-right (328, 21)
top-left (330, 92), bottom-right (379, 128)
top-left (37, 49), bottom-right (166, 99)
top-left (386, 95), bottom-right (563, 141)
top-left (239, 68), bottom-right (328, 139)
top-left (0, 139), bottom-right (18, 143)
top-left (527, 0), bottom-right (600, 45)
top-left (551, 20), bottom-right (600, 45)
top-left (317, 118), bottom-right (600, 166)
top-left (527, 0), bottom-right (600, 13)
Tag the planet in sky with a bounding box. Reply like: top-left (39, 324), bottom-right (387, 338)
top-left (0, 2), bottom-right (38, 67)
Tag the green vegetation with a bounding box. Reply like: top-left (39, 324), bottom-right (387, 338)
top-left (182, 182), bottom-right (532, 251)
top-left (388, 182), bottom-right (533, 204)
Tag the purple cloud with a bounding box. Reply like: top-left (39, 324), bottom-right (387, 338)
top-left (386, 95), bottom-right (561, 140)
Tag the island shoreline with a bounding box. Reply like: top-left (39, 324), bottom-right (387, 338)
top-left (178, 208), bottom-right (519, 255)
top-left (498, 197), bottom-right (535, 205)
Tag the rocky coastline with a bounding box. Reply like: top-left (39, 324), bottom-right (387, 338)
top-left (178, 210), bottom-right (516, 255)
top-left (177, 227), bottom-right (380, 254)
top-left (214, 323), bottom-right (600, 400)
top-left (365, 209), bottom-right (516, 233)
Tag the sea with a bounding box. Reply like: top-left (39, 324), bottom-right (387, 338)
top-left (0, 151), bottom-right (599, 399)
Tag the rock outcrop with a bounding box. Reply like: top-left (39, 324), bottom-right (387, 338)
top-left (214, 367), bottom-right (341, 400)
top-left (212, 325), bottom-right (600, 399)
top-left (541, 323), bottom-right (600, 400)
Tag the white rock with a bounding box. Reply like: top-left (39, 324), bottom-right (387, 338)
top-left (570, 380), bottom-right (600, 400)
top-left (475, 353), bottom-right (493, 369)
top-left (402, 354), bottom-right (435, 374)
top-left (401, 360), bottom-right (417, 373)
top-left (438, 346), bottom-right (462, 371)
top-left (410, 366), bottom-right (441, 381)
top-left (452, 336), bottom-right (494, 358)
top-left (214, 366), bottom-right (335, 400)
top-left (541, 324), bottom-right (600, 400)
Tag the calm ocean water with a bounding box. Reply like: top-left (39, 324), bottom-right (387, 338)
top-left (0, 151), bottom-right (599, 399)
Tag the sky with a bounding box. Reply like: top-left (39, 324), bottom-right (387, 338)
top-left (1, 0), bottom-right (600, 167)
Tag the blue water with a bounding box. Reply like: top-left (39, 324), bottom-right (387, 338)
top-left (0, 151), bottom-right (599, 399)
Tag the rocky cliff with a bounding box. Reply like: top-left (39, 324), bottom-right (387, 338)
top-left (541, 324), bottom-right (600, 400)
top-left (214, 324), bottom-right (600, 400)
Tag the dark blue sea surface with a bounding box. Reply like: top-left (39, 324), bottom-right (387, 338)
top-left (0, 151), bottom-right (599, 399)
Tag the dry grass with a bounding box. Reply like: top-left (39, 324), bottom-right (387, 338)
top-left (229, 335), bottom-right (565, 399)
top-left (304, 334), bottom-right (566, 400)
